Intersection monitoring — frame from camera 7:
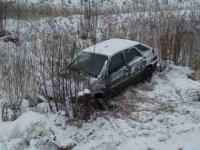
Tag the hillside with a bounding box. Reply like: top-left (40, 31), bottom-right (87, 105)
top-left (0, 0), bottom-right (200, 150)
top-left (0, 64), bottom-right (200, 150)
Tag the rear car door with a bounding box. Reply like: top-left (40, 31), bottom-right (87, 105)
top-left (107, 52), bottom-right (129, 91)
top-left (124, 47), bottom-right (145, 79)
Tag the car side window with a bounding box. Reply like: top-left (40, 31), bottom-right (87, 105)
top-left (108, 52), bottom-right (125, 75)
top-left (124, 48), bottom-right (142, 63)
top-left (135, 44), bottom-right (150, 52)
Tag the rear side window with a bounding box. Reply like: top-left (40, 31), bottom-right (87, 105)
top-left (135, 44), bottom-right (150, 52)
top-left (108, 52), bottom-right (125, 75)
top-left (124, 48), bottom-right (142, 63)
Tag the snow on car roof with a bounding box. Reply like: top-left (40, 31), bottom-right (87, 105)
top-left (83, 39), bottom-right (139, 56)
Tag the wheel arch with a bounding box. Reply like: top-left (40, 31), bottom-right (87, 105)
top-left (94, 92), bottom-right (105, 99)
top-left (145, 64), bottom-right (153, 69)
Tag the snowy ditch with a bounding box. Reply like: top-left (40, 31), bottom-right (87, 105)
top-left (0, 3), bottom-right (200, 149)
top-left (0, 64), bottom-right (200, 150)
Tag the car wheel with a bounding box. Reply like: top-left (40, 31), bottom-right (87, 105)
top-left (94, 98), bottom-right (109, 111)
top-left (143, 66), bottom-right (155, 82)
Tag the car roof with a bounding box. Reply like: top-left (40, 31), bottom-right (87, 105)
top-left (83, 38), bottom-right (140, 57)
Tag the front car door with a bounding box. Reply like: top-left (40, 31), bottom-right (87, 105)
top-left (106, 52), bottom-right (129, 92)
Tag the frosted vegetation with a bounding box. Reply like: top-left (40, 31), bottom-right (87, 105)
top-left (0, 0), bottom-right (200, 149)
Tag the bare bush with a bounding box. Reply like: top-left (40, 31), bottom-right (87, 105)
top-left (0, 0), bottom-right (7, 32)
top-left (0, 42), bottom-right (38, 120)
top-left (79, 0), bottom-right (99, 42)
top-left (37, 31), bottom-right (81, 118)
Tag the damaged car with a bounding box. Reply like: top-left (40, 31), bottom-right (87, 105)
top-left (69, 38), bottom-right (158, 108)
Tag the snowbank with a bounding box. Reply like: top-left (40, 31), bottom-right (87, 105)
top-left (0, 64), bottom-right (200, 150)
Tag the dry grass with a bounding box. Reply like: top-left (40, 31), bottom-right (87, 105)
top-left (109, 86), bottom-right (175, 120)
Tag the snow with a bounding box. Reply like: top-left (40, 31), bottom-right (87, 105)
top-left (1, 2), bottom-right (200, 149)
top-left (0, 3), bottom-right (200, 150)
top-left (0, 64), bottom-right (200, 150)
top-left (78, 89), bottom-right (91, 97)
top-left (83, 39), bottom-right (139, 56)
top-left (0, 0), bottom-right (200, 149)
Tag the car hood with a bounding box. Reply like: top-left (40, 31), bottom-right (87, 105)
top-left (66, 70), bottom-right (97, 93)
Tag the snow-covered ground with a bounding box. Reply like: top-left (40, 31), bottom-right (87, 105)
top-left (0, 0), bottom-right (200, 149)
top-left (0, 64), bottom-right (200, 150)
top-left (2, 8), bottom-right (199, 50)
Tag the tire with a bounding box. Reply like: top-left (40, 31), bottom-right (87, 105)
top-left (143, 66), bottom-right (154, 82)
top-left (94, 98), bottom-right (108, 111)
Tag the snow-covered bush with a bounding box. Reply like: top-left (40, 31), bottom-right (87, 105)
top-left (0, 41), bottom-right (38, 121)
top-left (37, 31), bottom-right (92, 119)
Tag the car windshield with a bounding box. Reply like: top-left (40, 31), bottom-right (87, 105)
top-left (71, 52), bottom-right (107, 77)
